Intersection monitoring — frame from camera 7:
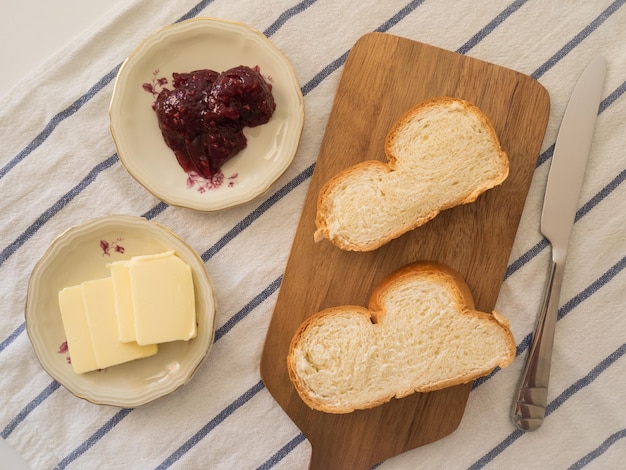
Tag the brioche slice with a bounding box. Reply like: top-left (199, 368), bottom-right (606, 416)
top-left (287, 262), bottom-right (515, 413)
top-left (314, 97), bottom-right (509, 251)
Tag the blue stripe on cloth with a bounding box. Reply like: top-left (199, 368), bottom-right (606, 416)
top-left (546, 343), bottom-right (626, 417)
top-left (141, 201), bottom-right (169, 220)
top-left (473, 254), bottom-right (626, 391)
top-left (568, 428), bottom-right (626, 470)
top-left (558, 254), bottom-right (626, 322)
top-left (469, 341), bottom-right (626, 470)
top-left (374, 0), bottom-right (426, 32)
top-left (1, 381), bottom-right (61, 439)
top-left (456, 0), bottom-right (529, 55)
top-left (532, 0), bottom-right (626, 80)
top-left (0, 154), bottom-right (119, 269)
top-left (155, 380), bottom-right (266, 470)
top-left (263, 0), bottom-right (319, 37)
top-left (0, 70), bottom-right (121, 181)
top-left (0, 323), bottom-right (25, 354)
top-left (257, 433), bottom-right (307, 470)
top-left (601, 78), bottom-right (626, 112)
top-left (53, 408), bottom-right (133, 470)
top-left (504, 238), bottom-right (550, 281)
top-left (301, 51), bottom-right (349, 96)
top-left (511, 146), bottom-right (625, 282)
top-left (536, 143), bottom-right (555, 168)
top-left (176, 0), bottom-right (216, 23)
top-left (214, 276), bottom-right (282, 342)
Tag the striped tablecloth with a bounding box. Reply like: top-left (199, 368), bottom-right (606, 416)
top-left (1, 1), bottom-right (625, 468)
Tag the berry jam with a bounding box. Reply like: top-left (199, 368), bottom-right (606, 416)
top-left (152, 66), bottom-right (275, 179)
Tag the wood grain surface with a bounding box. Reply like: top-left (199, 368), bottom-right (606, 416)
top-left (260, 32), bottom-right (550, 469)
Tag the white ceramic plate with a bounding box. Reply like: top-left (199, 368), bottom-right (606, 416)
top-left (109, 18), bottom-right (304, 211)
top-left (25, 215), bottom-right (216, 407)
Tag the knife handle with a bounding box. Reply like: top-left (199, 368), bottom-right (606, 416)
top-left (512, 251), bottom-right (565, 431)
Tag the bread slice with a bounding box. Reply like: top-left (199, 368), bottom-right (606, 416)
top-left (287, 262), bottom-right (515, 413)
top-left (314, 97), bottom-right (509, 251)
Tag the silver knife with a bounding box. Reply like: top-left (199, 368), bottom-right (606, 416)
top-left (511, 56), bottom-right (606, 432)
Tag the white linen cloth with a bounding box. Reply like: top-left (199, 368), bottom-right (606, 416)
top-left (1, 1), bottom-right (625, 468)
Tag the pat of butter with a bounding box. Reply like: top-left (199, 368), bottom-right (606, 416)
top-left (82, 277), bottom-right (158, 369)
top-left (58, 285), bottom-right (99, 374)
top-left (108, 260), bottom-right (136, 343)
top-left (129, 251), bottom-right (197, 345)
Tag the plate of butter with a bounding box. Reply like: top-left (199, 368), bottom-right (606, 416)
top-left (25, 215), bottom-right (216, 407)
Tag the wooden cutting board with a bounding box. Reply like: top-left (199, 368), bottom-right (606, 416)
top-left (260, 32), bottom-right (550, 469)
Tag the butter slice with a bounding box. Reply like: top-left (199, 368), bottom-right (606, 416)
top-left (82, 277), bottom-right (157, 369)
top-left (129, 251), bottom-right (197, 345)
top-left (108, 260), bottom-right (136, 343)
top-left (58, 286), bottom-right (99, 374)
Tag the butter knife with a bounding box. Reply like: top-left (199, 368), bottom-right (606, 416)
top-left (511, 56), bottom-right (606, 432)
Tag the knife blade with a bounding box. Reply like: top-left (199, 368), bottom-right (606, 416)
top-left (511, 56), bottom-right (606, 432)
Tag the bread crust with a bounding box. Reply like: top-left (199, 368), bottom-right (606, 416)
top-left (314, 97), bottom-right (509, 251)
top-left (287, 262), bottom-right (516, 413)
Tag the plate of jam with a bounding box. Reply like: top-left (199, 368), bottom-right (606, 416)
top-left (110, 18), bottom-right (304, 211)
top-left (25, 215), bottom-right (217, 407)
